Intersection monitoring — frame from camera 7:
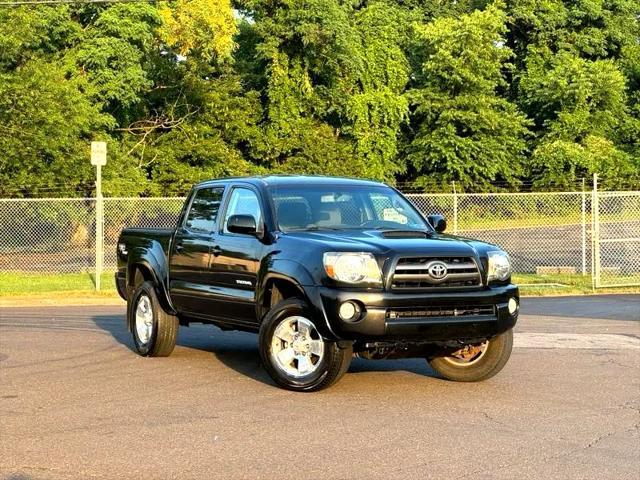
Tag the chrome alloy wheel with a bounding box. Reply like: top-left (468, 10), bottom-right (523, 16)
top-left (135, 294), bottom-right (154, 345)
top-left (442, 340), bottom-right (489, 367)
top-left (270, 316), bottom-right (325, 378)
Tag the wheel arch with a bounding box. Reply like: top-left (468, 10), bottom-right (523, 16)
top-left (125, 242), bottom-right (176, 317)
top-left (258, 274), bottom-right (307, 320)
top-left (256, 259), bottom-right (339, 341)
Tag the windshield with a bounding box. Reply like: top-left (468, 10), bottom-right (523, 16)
top-left (269, 184), bottom-right (431, 232)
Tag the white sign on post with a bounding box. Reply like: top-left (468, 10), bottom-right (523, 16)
top-left (91, 141), bottom-right (107, 166)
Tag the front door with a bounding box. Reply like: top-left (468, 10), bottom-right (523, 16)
top-left (169, 186), bottom-right (224, 315)
top-left (205, 186), bottom-right (264, 325)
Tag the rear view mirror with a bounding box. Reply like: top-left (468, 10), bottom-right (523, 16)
top-left (227, 214), bottom-right (257, 235)
top-left (427, 214), bottom-right (447, 233)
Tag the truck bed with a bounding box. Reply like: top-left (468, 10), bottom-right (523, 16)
top-left (120, 227), bottom-right (173, 249)
top-left (115, 228), bottom-right (175, 299)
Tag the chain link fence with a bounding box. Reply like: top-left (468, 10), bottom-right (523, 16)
top-left (593, 191), bottom-right (640, 287)
top-left (103, 197), bottom-right (185, 270)
top-left (1, 189), bottom-right (639, 288)
top-left (0, 198), bottom-right (95, 273)
top-left (408, 191), bottom-right (591, 275)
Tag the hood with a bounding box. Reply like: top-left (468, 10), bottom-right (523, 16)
top-left (281, 229), bottom-right (498, 257)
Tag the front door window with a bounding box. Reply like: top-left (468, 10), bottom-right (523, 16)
top-left (223, 188), bottom-right (262, 233)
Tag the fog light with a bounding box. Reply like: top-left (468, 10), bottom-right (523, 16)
top-left (508, 298), bottom-right (518, 315)
top-left (339, 301), bottom-right (361, 321)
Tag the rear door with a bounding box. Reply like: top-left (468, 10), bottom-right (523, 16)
top-left (204, 185), bottom-right (264, 325)
top-left (169, 186), bottom-right (225, 314)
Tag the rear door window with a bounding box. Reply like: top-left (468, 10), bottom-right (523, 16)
top-left (185, 187), bottom-right (225, 232)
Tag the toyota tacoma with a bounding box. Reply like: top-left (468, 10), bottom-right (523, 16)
top-left (116, 176), bottom-right (519, 391)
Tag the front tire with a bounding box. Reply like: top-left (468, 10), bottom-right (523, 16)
top-left (128, 281), bottom-right (178, 357)
top-left (428, 329), bottom-right (513, 382)
top-left (259, 299), bottom-right (352, 392)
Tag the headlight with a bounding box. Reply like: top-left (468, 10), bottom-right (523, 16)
top-left (487, 251), bottom-right (511, 282)
top-left (323, 252), bottom-right (382, 284)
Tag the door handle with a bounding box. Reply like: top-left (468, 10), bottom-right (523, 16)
top-left (212, 245), bottom-right (222, 256)
top-left (175, 243), bottom-right (184, 252)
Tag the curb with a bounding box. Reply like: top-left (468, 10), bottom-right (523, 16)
top-left (0, 294), bottom-right (124, 308)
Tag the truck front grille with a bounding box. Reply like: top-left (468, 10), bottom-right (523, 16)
top-left (391, 256), bottom-right (482, 291)
top-left (387, 305), bottom-right (495, 319)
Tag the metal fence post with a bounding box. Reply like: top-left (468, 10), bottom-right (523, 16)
top-left (95, 168), bottom-right (104, 291)
top-left (581, 178), bottom-right (586, 275)
top-left (452, 181), bottom-right (458, 235)
top-left (592, 174), bottom-right (600, 288)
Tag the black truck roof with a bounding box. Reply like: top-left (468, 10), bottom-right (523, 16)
top-left (195, 175), bottom-right (387, 189)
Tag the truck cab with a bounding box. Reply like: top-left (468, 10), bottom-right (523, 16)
top-left (116, 176), bottom-right (519, 391)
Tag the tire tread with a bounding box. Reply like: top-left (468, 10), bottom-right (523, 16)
top-left (428, 329), bottom-right (513, 382)
top-left (128, 281), bottom-right (178, 357)
top-left (259, 298), bottom-right (352, 392)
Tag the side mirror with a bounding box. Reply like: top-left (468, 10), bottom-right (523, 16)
top-left (427, 214), bottom-right (447, 233)
top-left (227, 214), bottom-right (257, 235)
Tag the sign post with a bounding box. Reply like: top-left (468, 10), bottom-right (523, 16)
top-left (91, 142), bottom-right (107, 291)
top-left (592, 173), bottom-right (599, 289)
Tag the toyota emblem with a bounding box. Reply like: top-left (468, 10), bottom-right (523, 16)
top-left (427, 261), bottom-right (448, 280)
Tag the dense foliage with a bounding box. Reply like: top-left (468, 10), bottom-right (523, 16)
top-left (0, 0), bottom-right (638, 196)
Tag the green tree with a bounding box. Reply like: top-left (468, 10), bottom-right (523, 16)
top-left (105, 0), bottom-right (258, 195)
top-left (521, 51), bottom-right (637, 187)
top-left (405, 4), bottom-right (530, 190)
top-left (0, 58), bottom-right (110, 196)
top-left (240, 1), bottom-right (416, 181)
top-left (1, 0), bottom-right (639, 196)
top-left (508, 0), bottom-right (640, 187)
top-left (245, 0), bottom-right (364, 176)
top-left (159, 0), bottom-right (237, 62)
top-left (343, 2), bottom-right (413, 180)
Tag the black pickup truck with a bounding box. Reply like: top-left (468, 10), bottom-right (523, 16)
top-left (116, 176), bottom-right (518, 391)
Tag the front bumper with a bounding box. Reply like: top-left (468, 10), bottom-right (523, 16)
top-left (317, 284), bottom-right (519, 342)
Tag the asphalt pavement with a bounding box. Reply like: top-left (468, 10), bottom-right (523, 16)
top-left (1, 295), bottom-right (639, 479)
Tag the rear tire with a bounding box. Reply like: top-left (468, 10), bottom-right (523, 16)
top-left (428, 329), bottom-right (513, 382)
top-left (259, 298), bottom-right (352, 392)
top-left (128, 281), bottom-right (178, 357)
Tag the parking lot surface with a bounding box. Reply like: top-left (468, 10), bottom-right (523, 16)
top-left (1, 295), bottom-right (639, 479)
